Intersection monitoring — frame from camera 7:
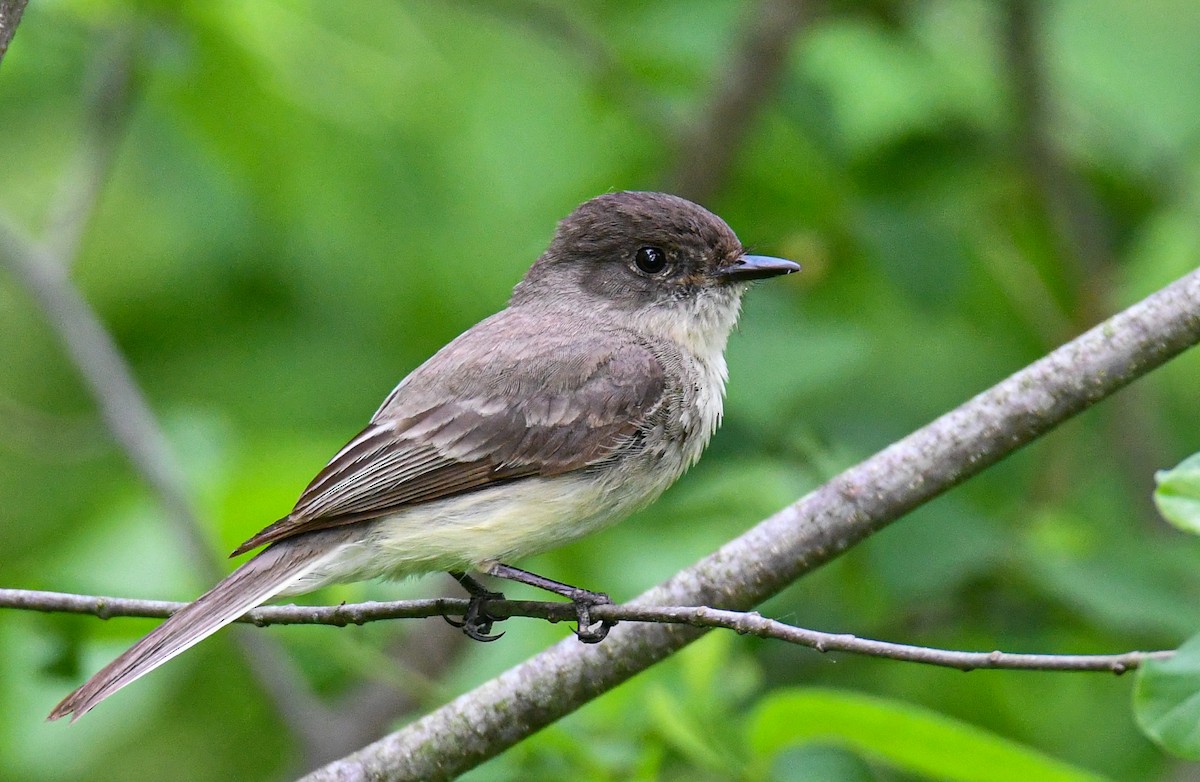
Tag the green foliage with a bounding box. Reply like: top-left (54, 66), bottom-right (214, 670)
top-left (1135, 633), bottom-right (1200, 760)
top-left (3, 0), bottom-right (1200, 780)
top-left (1154, 453), bottom-right (1200, 534)
top-left (748, 688), bottom-right (1106, 782)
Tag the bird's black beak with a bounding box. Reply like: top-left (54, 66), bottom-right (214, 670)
top-left (716, 254), bottom-right (801, 282)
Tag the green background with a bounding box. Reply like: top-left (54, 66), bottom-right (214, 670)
top-left (3, 1), bottom-right (1200, 780)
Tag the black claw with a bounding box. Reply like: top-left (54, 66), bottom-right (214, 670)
top-left (444, 586), bottom-right (506, 642)
top-left (466, 625), bottom-right (505, 642)
top-left (569, 590), bottom-right (615, 644)
top-left (477, 564), bottom-right (620, 643)
top-left (573, 622), bottom-right (612, 644)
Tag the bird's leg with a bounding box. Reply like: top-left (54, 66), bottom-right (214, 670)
top-left (444, 571), bottom-right (505, 642)
top-left (484, 562), bottom-right (615, 643)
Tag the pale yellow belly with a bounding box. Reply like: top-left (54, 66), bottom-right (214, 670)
top-left (283, 467), bottom-right (672, 593)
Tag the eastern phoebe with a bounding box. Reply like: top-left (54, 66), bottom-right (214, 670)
top-left (49, 191), bottom-right (799, 721)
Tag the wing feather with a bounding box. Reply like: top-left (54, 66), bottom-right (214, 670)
top-left (232, 318), bottom-right (666, 557)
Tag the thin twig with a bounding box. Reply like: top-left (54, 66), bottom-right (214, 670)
top-left (0, 588), bottom-right (1170, 674)
top-left (302, 267), bottom-right (1200, 782)
top-left (608, 606), bottom-right (1169, 674)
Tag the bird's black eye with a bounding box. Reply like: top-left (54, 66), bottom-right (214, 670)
top-left (634, 246), bottom-right (668, 275)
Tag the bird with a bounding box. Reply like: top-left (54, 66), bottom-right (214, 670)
top-left (49, 190), bottom-right (799, 721)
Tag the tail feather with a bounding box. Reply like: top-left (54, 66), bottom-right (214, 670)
top-left (48, 539), bottom-right (337, 722)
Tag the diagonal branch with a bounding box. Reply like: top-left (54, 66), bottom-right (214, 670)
top-left (0, 0), bottom-right (29, 70)
top-left (0, 215), bottom-right (350, 767)
top-left (0, 27), bottom-right (471, 758)
top-left (302, 267), bottom-right (1200, 781)
top-left (0, 215), bottom-right (221, 579)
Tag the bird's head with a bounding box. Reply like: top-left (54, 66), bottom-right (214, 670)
top-left (512, 191), bottom-right (799, 353)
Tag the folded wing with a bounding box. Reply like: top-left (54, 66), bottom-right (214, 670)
top-left (233, 321), bottom-right (667, 556)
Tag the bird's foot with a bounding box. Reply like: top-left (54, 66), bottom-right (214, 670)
top-left (482, 562), bottom-right (618, 643)
top-left (445, 572), bottom-right (506, 642)
top-left (567, 589), bottom-right (614, 644)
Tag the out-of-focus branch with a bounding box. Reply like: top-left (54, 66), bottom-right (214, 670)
top-left (0, 30), bottom-right (346, 763)
top-left (1004, 0), bottom-right (1114, 324)
top-left (303, 267), bottom-right (1200, 781)
top-left (1003, 0), bottom-right (1166, 519)
top-left (3, 22), bottom-right (466, 766)
top-left (0, 0), bottom-right (29, 69)
top-left (0, 221), bottom-right (223, 577)
top-left (0, 588), bottom-right (1172, 674)
top-left (44, 30), bottom-right (139, 263)
top-left (0, 30), bottom-right (215, 579)
top-left (671, 0), bottom-right (810, 203)
top-left (0, 204), bottom-right (347, 771)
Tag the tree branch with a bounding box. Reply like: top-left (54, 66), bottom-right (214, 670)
top-left (0, 0), bottom-right (28, 70)
top-left (0, 588), bottom-right (1171, 675)
top-left (298, 267), bottom-right (1200, 781)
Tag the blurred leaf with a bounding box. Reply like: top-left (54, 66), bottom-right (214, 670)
top-left (1135, 632), bottom-right (1200, 760)
top-left (1025, 549), bottom-right (1200, 639)
top-left (1052, 0), bottom-right (1200, 168)
top-left (799, 19), bottom-right (985, 158)
top-left (1154, 453), bottom-right (1200, 534)
top-left (864, 499), bottom-right (1006, 605)
top-left (645, 685), bottom-right (732, 773)
top-left (770, 745), bottom-right (878, 782)
top-left (748, 688), bottom-right (1107, 782)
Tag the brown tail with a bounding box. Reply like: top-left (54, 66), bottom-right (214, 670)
top-left (48, 538), bottom-right (338, 722)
